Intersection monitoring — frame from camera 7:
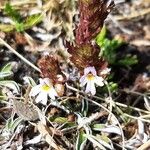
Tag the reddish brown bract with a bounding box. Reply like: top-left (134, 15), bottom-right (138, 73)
top-left (38, 55), bottom-right (63, 84)
top-left (76, 0), bottom-right (114, 44)
top-left (67, 0), bottom-right (114, 74)
top-left (67, 42), bottom-right (107, 73)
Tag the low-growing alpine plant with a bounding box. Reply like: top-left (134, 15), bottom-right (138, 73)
top-left (26, 1), bottom-right (121, 149)
top-left (30, 0), bottom-right (115, 103)
top-left (2, 0), bottom-right (142, 150)
top-left (66, 0), bottom-right (114, 95)
top-left (1, 0), bottom-right (147, 149)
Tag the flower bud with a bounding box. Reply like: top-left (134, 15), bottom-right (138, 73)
top-left (54, 83), bottom-right (65, 97)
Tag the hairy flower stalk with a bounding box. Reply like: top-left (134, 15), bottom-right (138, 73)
top-left (67, 0), bottom-right (114, 95)
top-left (76, 0), bottom-right (114, 44)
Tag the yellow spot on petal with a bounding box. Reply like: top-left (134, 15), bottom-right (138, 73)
top-left (87, 73), bottom-right (95, 81)
top-left (41, 85), bottom-right (51, 91)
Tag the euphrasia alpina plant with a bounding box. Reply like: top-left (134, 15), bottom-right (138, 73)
top-left (29, 55), bottom-right (65, 105)
top-left (67, 0), bottom-right (114, 95)
top-left (30, 0), bottom-right (114, 104)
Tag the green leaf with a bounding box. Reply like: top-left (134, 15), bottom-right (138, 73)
top-left (85, 134), bottom-right (113, 150)
top-left (23, 76), bottom-right (36, 86)
top-left (1, 62), bottom-right (13, 72)
top-left (10, 117), bottom-right (22, 132)
top-left (92, 124), bottom-right (105, 130)
top-left (0, 62), bottom-right (14, 79)
top-left (49, 116), bottom-right (75, 128)
top-left (4, 3), bottom-right (25, 32)
top-left (5, 117), bottom-right (22, 133)
top-left (24, 14), bottom-right (43, 29)
top-left (0, 72), bottom-right (13, 79)
top-left (4, 3), bottom-right (22, 23)
top-left (15, 22), bottom-right (24, 32)
top-left (52, 117), bottom-right (68, 124)
top-left (81, 99), bottom-right (88, 117)
top-left (101, 39), bottom-right (123, 64)
top-left (0, 80), bottom-right (20, 93)
top-left (96, 28), bottom-right (125, 65)
top-left (0, 24), bottom-right (14, 32)
top-left (109, 82), bottom-right (118, 92)
top-left (6, 117), bottom-right (13, 130)
top-left (118, 55), bottom-right (138, 66)
top-left (3, 4), bottom-right (42, 32)
top-left (0, 71), bottom-right (13, 80)
top-left (92, 124), bottom-right (122, 135)
top-left (85, 134), bottom-right (106, 150)
top-left (0, 93), bottom-right (7, 101)
top-left (110, 39), bottom-right (123, 50)
top-left (96, 26), bottom-right (107, 46)
top-left (76, 130), bottom-right (87, 150)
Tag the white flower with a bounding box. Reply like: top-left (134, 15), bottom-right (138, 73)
top-left (79, 66), bottom-right (104, 95)
top-left (29, 78), bottom-right (58, 105)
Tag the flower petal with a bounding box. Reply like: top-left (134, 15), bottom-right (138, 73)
top-left (84, 67), bottom-right (90, 75)
top-left (80, 76), bottom-right (87, 87)
top-left (35, 92), bottom-right (47, 105)
top-left (79, 75), bottom-right (85, 83)
top-left (40, 97), bottom-right (48, 105)
top-left (84, 66), bottom-right (97, 76)
top-left (95, 76), bottom-right (104, 87)
top-left (52, 88), bottom-right (58, 97)
top-left (85, 80), bottom-right (96, 95)
top-left (89, 66), bottom-right (97, 76)
top-left (90, 81), bottom-right (96, 95)
top-left (39, 78), bottom-right (45, 85)
top-left (48, 88), bottom-right (58, 100)
top-left (29, 85), bottom-right (41, 97)
top-left (48, 93), bottom-right (55, 100)
top-left (43, 78), bottom-right (52, 87)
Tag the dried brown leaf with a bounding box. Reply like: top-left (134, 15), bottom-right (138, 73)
top-left (13, 100), bottom-right (39, 121)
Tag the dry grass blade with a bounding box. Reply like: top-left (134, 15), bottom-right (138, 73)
top-left (137, 139), bottom-right (150, 150)
top-left (80, 95), bottom-right (125, 150)
top-left (0, 37), bottom-right (41, 72)
top-left (37, 122), bottom-right (63, 150)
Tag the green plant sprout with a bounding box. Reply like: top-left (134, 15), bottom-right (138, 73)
top-left (96, 26), bottom-right (138, 66)
top-left (3, 3), bottom-right (43, 32)
top-left (0, 62), bottom-right (20, 98)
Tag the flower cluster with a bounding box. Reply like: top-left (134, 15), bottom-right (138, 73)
top-left (30, 0), bottom-right (114, 104)
top-left (67, 0), bottom-right (114, 95)
top-left (30, 55), bottom-right (65, 105)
